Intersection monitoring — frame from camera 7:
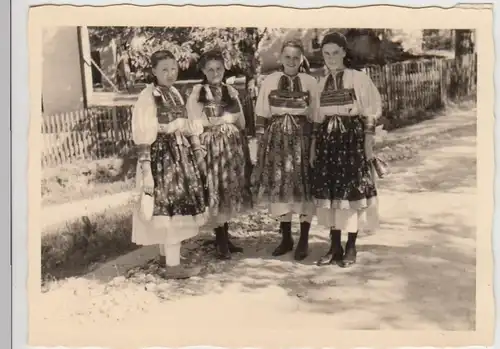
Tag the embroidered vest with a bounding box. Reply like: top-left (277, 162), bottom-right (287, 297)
top-left (268, 74), bottom-right (310, 111)
top-left (319, 71), bottom-right (357, 107)
top-left (202, 84), bottom-right (240, 118)
top-left (154, 86), bottom-right (187, 124)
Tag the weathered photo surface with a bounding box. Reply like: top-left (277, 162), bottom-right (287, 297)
top-left (28, 4), bottom-right (494, 349)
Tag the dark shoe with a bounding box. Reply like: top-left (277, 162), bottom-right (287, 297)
top-left (316, 245), bottom-right (344, 266)
top-left (316, 244), bottom-right (333, 266)
top-left (316, 229), bottom-right (344, 266)
top-left (160, 265), bottom-right (202, 279)
top-left (205, 239), bottom-right (243, 253)
top-left (294, 222), bottom-right (310, 261)
top-left (340, 232), bottom-right (358, 267)
top-left (341, 244), bottom-right (357, 268)
top-left (224, 223), bottom-right (244, 253)
top-left (272, 222), bottom-right (294, 256)
top-left (329, 246), bottom-right (345, 266)
top-left (214, 226), bottom-right (231, 260)
top-left (159, 255), bottom-right (166, 267)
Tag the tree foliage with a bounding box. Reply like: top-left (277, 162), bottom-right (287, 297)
top-left (88, 26), bottom-right (287, 80)
top-left (310, 28), bottom-right (442, 68)
top-left (422, 29), bottom-right (453, 51)
top-left (88, 26), bottom-right (459, 81)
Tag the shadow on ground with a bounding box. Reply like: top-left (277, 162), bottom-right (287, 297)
top-left (97, 202), bottom-right (474, 331)
top-left (44, 127), bottom-right (477, 331)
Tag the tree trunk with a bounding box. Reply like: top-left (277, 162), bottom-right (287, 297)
top-left (452, 29), bottom-right (475, 98)
top-left (244, 54), bottom-right (259, 137)
top-left (454, 29), bottom-right (474, 57)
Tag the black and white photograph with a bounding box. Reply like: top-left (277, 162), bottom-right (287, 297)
top-left (28, 4), bottom-right (494, 348)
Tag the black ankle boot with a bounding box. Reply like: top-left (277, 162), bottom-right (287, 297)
top-left (341, 232), bottom-right (358, 267)
top-left (224, 222), bottom-right (243, 253)
top-left (294, 221), bottom-right (310, 261)
top-left (317, 229), bottom-right (344, 266)
top-left (272, 222), bottom-right (294, 256)
top-left (214, 226), bottom-right (231, 260)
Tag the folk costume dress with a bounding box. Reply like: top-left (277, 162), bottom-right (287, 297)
top-left (311, 69), bottom-right (382, 233)
top-left (131, 83), bottom-right (208, 264)
top-left (186, 83), bottom-right (253, 229)
top-left (252, 71), bottom-right (318, 221)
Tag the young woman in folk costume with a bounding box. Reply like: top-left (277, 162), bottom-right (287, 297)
top-left (131, 50), bottom-right (208, 279)
top-left (252, 39), bottom-right (319, 261)
top-left (186, 49), bottom-right (253, 260)
top-left (310, 32), bottom-right (382, 268)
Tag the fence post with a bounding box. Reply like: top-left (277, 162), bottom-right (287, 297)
top-left (112, 107), bottom-right (120, 154)
top-left (439, 59), bottom-right (447, 107)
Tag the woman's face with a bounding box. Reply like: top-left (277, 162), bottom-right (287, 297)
top-left (202, 59), bottom-right (225, 85)
top-left (281, 46), bottom-right (303, 76)
top-left (152, 58), bottom-right (178, 86)
top-left (322, 43), bottom-right (346, 71)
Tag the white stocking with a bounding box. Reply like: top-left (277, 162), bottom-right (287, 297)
top-left (159, 243), bottom-right (181, 266)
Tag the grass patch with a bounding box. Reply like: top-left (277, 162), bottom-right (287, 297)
top-left (41, 156), bottom-right (136, 207)
top-left (41, 204), bottom-right (139, 285)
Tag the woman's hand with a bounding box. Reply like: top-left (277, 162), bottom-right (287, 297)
top-left (183, 120), bottom-right (204, 136)
top-left (173, 118), bottom-right (187, 132)
top-left (363, 114), bottom-right (376, 134)
top-left (158, 118), bottom-right (186, 134)
top-left (227, 86), bottom-right (240, 100)
top-left (208, 117), bottom-right (225, 126)
top-left (364, 133), bottom-right (375, 161)
top-left (309, 137), bottom-right (316, 168)
top-left (193, 149), bottom-right (207, 176)
top-left (247, 79), bottom-right (257, 99)
top-left (208, 113), bottom-right (239, 126)
top-left (221, 112), bottom-right (239, 125)
top-left (141, 161), bottom-right (154, 195)
top-left (336, 104), bottom-right (358, 116)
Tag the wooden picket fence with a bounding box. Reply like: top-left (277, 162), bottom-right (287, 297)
top-left (41, 106), bottom-right (134, 168)
top-left (41, 54), bottom-right (476, 168)
top-left (363, 53), bottom-right (476, 128)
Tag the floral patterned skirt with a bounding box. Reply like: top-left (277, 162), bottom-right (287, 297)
top-left (200, 124), bottom-right (253, 224)
top-left (150, 133), bottom-right (207, 218)
top-left (252, 114), bottom-right (314, 212)
top-left (311, 115), bottom-right (377, 210)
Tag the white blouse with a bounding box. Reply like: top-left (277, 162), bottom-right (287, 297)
top-left (131, 84), bottom-right (158, 146)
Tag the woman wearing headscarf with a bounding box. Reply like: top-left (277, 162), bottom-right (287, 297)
top-left (252, 39), bottom-right (318, 261)
top-left (310, 31), bottom-right (382, 268)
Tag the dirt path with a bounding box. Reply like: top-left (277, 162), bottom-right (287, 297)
top-left (32, 125), bottom-right (477, 348)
